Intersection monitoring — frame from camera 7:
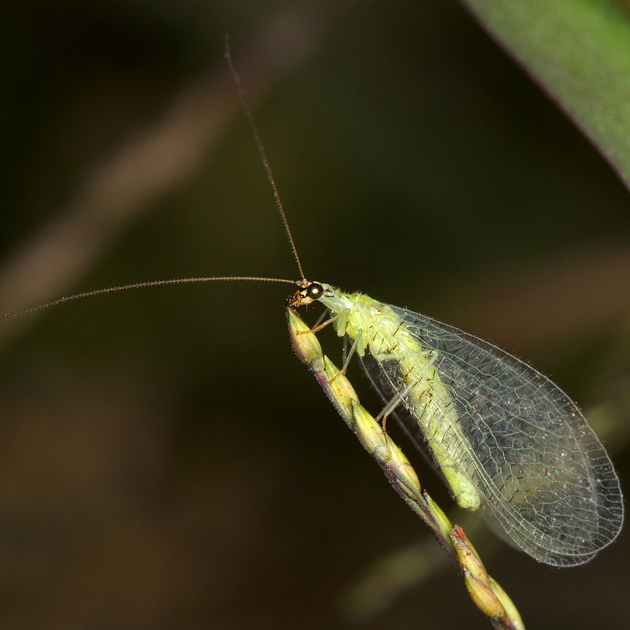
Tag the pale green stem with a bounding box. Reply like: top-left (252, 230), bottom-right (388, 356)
top-left (287, 308), bottom-right (525, 630)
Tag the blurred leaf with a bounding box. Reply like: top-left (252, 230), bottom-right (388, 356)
top-left (462, 0), bottom-right (630, 189)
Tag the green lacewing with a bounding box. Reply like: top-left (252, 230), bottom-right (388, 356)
top-left (287, 280), bottom-right (624, 565)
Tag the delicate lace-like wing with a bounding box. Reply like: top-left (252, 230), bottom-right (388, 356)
top-left (359, 304), bottom-right (623, 566)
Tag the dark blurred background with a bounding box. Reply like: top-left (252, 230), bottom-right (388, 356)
top-left (1, 1), bottom-right (629, 629)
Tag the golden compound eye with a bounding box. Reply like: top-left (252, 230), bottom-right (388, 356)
top-left (307, 283), bottom-right (324, 300)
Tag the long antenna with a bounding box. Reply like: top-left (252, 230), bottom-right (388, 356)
top-left (6, 276), bottom-right (295, 317)
top-left (6, 36), bottom-right (304, 319)
top-left (224, 34), bottom-right (306, 282)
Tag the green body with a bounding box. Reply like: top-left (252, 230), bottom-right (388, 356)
top-left (316, 284), bottom-right (481, 511)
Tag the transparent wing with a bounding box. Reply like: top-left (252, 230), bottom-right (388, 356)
top-left (359, 304), bottom-right (624, 566)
